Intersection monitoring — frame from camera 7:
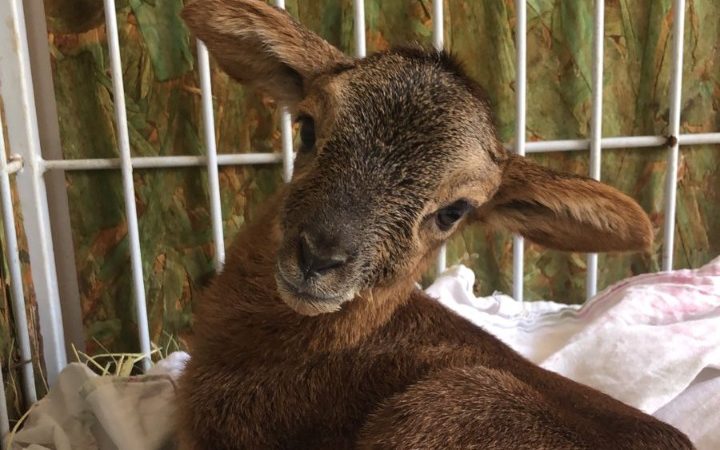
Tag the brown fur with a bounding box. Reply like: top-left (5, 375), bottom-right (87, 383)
top-left (177, 1), bottom-right (689, 448)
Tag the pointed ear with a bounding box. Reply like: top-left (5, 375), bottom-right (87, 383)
top-left (473, 155), bottom-right (653, 252)
top-left (182, 0), bottom-right (352, 105)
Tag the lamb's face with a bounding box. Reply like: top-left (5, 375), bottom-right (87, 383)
top-left (274, 49), bottom-right (505, 316)
top-left (182, 0), bottom-right (655, 317)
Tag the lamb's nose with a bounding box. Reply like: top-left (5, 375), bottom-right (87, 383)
top-left (298, 230), bottom-right (350, 279)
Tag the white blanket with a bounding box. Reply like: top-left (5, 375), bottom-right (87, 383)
top-left (427, 256), bottom-right (720, 448)
top-left (7, 256), bottom-right (720, 450)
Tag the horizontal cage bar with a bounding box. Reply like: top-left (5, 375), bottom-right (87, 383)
top-left (30, 132), bottom-right (720, 174)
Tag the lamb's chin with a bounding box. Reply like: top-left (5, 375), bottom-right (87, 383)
top-left (274, 275), bottom-right (355, 316)
top-left (280, 295), bottom-right (344, 316)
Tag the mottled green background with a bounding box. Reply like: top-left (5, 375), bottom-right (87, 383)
top-left (1, 0), bottom-right (719, 421)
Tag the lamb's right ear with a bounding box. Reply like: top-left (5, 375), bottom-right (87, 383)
top-left (182, 0), bottom-right (352, 105)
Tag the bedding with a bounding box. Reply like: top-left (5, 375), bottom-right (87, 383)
top-left (7, 256), bottom-right (720, 450)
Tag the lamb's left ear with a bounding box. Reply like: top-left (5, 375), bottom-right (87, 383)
top-left (473, 154), bottom-right (654, 253)
top-left (182, 0), bottom-right (351, 105)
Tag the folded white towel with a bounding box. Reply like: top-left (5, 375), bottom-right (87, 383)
top-left (8, 364), bottom-right (177, 450)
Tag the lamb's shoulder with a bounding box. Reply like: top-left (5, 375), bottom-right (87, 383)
top-left (368, 289), bottom-right (523, 368)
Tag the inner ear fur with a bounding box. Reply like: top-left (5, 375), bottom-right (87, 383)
top-left (182, 0), bottom-right (352, 105)
top-left (474, 155), bottom-right (654, 253)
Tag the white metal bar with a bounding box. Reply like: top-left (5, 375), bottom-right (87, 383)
top-left (433, 0), bottom-right (447, 275)
top-left (197, 40), bottom-right (226, 271)
top-left (518, 133), bottom-right (720, 152)
top-left (0, 117), bottom-right (36, 405)
top-left (0, 0), bottom-right (67, 383)
top-left (24, 0), bottom-right (86, 356)
top-left (103, 0), bottom-right (151, 371)
top-left (34, 132), bottom-right (720, 173)
top-left (663, 0), bottom-right (686, 272)
top-left (432, 0), bottom-right (444, 51)
top-left (42, 153), bottom-right (283, 171)
top-left (512, 0), bottom-right (527, 302)
top-left (679, 133), bottom-right (720, 146)
top-left (435, 248), bottom-right (447, 276)
top-left (586, 0), bottom-right (605, 299)
top-left (280, 108), bottom-right (294, 183)
top-left (353, 0), bottom-right (366, 57)
top-left (518, 135), bottom-right (666, 152)
top-left (274, 0), bottom-right (295, 185)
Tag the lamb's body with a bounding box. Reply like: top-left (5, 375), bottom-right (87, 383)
top-left (178, 1), bottom-right (693, 447)
top-left (178, 200), bottom-right (690, 449)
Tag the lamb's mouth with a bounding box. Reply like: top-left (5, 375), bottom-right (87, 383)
top-left (274, 269), bottom-right (355, 316)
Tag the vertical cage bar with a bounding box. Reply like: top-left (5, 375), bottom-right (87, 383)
top-left (280, 108), bottom-right (294, 182)
top-left (433, 0), bottom-right (447, 275)
top-left (353, 0), bottom-right (367, 58)
top-left (0, 120), bottom-right (37, 405)
top-left (102, 0), bottom-right (151, 370)
top-left (24, 0), bottom-right (86, 355)
top-left (512, 0), bottom-right (527, 302)
top-left (662, 0), bottom-right (686, 272)
top-left (432, 0), bottom-right (444, 51)
top-left (197, 41), bottom-right (226, 271)
top-left (0, 0), bottom-right (67, 383)
top-left (586, 0), bottom-right (605, 299)
top-left (274, 1), bottom-right (295, 183)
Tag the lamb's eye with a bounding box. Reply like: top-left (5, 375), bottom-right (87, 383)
top-left (435, 200), bottom-right (471, 232)
top-left (298, 116), bottom-right (316, 151)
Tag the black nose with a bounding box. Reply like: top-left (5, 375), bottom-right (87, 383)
top-left (298, 229), bottom-right (351, 279)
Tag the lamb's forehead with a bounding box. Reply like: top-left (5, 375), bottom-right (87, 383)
top-left (304, 49), bottom-right (503, 163)
top-left (336, 49), bottom-right (489, 117)
top-left (297, 49), bottom-right (505, 208)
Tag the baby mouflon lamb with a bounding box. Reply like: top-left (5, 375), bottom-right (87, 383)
top-left (177, 1), bottom-right (693, 448)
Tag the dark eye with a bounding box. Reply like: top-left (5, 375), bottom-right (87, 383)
top-left (298, 116), bottom-right (315, 151)
top-left (435, 200), bottom-right (471, 232)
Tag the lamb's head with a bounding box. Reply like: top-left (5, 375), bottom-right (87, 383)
top-left (183, 0), bottom-right (654, 316)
